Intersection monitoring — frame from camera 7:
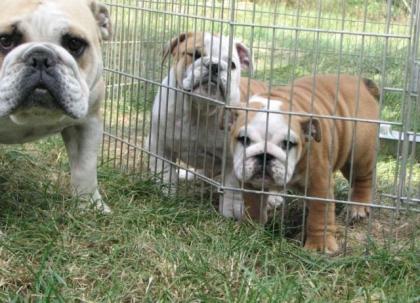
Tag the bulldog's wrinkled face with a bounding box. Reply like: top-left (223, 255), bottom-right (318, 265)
top-left (230, 96), bottom-right (321, 189)
top-left (166, 32), bottom-right (252, 105)
top-left (0, 0), bottom-right (109, 126)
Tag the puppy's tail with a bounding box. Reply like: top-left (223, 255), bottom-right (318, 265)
top-left (363, 78), bottom-right (380, 101)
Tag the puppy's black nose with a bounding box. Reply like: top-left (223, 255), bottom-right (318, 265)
top-left (209, 63), bottom-right (220, 77)
top-left (255, 153), bottom-right (274, 165)
top-left (25, 50), bottom-right (57, 70)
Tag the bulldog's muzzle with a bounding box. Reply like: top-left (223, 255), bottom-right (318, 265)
top-left (181, 57), bottom-right (229, 100)
top-left (247, 153), bottom-right (277, 184)
top-left (0, 43), bottom-right (89, 121)
top-left (233, 143), bottom-right (296, 189)
top-left (20, 46), bottom-right (61, 110)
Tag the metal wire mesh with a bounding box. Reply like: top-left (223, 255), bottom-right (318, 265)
top-left (101, 0), bottom-right (419, 254)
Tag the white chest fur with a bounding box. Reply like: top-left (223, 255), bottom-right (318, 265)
top-left (0, 116), bottom-right (75, 144)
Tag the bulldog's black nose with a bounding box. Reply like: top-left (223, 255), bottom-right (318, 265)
top-left (209, 63), bottom-right (220, 77)
top-left (255, 153), bottom-right (274, 165)
top-left (25, 50), bottom-right (57, 70)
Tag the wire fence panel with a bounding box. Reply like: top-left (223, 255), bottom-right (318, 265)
top-left (102, 0), bottom-right (419, 255)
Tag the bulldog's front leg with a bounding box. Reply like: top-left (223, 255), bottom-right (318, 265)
top-left (146, 129), bottom-right (181, 194)
top-left (242, 191), bottom-right (268, 224)
top-left (220, 170), bottom-right (244, 219)
top-left (304, 180), bottom-right (338, 254)
top-left (61, 116), bottom-right (111, 213)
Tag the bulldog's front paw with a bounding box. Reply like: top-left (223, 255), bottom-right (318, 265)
top-left (267, 195), bottom-right (284, 211)
top-left (219, 190), bottom-right (244, 219)
top-left (350, 205), bottom-right (370, 222)
top-left (78, 190), bottom-right (111, 214)
top-left (304, 234), bottom-right (339, 254)
top-left (177, 168), bottom-right (192, 180)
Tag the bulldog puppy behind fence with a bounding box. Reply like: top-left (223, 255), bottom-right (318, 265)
top-left (147, 32), bottom-right (253, 189)
top-left (0, 0), bottom-right (112, 212)
top-left (227, 75), bottom-right (379, 253)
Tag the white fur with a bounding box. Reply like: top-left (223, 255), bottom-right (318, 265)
top-left (0, 1), bottom-right (109, 212)
top-left (22, 2), bottom-right (70, 43)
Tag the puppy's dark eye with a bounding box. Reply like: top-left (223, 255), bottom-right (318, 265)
top-left (238, 135), bottom-right (251, 147)
top-left (194, 50), bottom-right (201, 59)
top-left (187, 50), bottom-right (202, 59)
top-left (62, 34), bottom-right (88, 58)
top-left (281, 140), bottom-right (297, 151)
top-left (0, 33), bottom-right (21, 53)
top-left (231, 61), bottom-right (237, 70)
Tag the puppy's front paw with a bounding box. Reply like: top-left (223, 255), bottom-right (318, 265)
top-left (304, 234), bottom-right (339, 254)
top-left (267, 195), bottom-right (284, 210)
top-left (177, 168), bottom-right (201, 181)
top-left (350, 205), bottom-right (370, 222)
top-left (219, 191), bottom-right (244, 219)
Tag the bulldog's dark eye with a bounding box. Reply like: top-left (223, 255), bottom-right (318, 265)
top-left (187, 50), bottom-right (202, 59)
top-left (62, 35), bottom-right (88, 58)
top-left (194, 50), bottom-right (201, 59)
top-left (281, 140), bottom-right (297, 151)
top-left (231, 61), bottom-right (237, 70)
top-left (238, 135), bottom-right (251, 147)
top-left (0, 34), bottom-right (19, 53)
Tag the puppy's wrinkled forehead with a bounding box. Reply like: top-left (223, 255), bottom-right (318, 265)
top-left (172, 32), bottom-right (233, 62)
top-left (232, 97), bottom-right (285, 139)
top-left (0, 0), bottom-right (99, 44)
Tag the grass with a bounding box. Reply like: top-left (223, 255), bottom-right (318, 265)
top-left (0, 140), bottom-right (419, 302)
top-left (0, 0), bottom-right (419, 301)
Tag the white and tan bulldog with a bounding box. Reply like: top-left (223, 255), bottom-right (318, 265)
top-left (0, 0), bottom-right (112, 212)
top-left (227, 75), bottom-right (379, 253)
top-left (147, 32), bottom-right (252, 188)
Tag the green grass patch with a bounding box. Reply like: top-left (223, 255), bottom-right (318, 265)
top-left (0, 140), bottom-right (419, 301)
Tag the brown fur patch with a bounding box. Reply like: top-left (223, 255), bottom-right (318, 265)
top-left (165, 32), bottom-right (206, 86)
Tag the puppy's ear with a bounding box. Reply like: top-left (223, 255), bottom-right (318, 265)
top-left (235, 42), bottom-right (254, 74)
top-left (301, 118), bottom-right (322, 142)
top-left (163, 33), bottom-right (188, 63)
top-left (219, 109), bottom-right (240, 130)
top-left (89, 1), bottom-right (112, 41)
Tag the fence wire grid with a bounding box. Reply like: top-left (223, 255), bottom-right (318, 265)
top-left (101, 0), bottom-right (419, 255)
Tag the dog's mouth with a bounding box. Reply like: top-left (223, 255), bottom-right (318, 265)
top-left (8, 82), bottom-right (67, 125)
top-left (23, 84), bottom-right (61, 110)
top-left (250, 171), bottom-right (275, 183)
top-left (188, 78), bottom-right (226, 100)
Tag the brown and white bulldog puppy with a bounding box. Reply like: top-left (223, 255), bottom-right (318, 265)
top-left (228, 75), bottom-right (379, 253)
top-left (0, 0), bottom-right (112, 212)
top-left (147, 32), bottom-right (253, 188)
top-left (222, 77), bottom-right (285, 217)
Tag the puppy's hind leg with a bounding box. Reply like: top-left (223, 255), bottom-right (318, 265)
top-left (341, 164), bottom-right (373, 222)
top-left (349, 174), bottom-right (373, 221)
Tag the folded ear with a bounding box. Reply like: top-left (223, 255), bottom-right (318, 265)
top-left (89, 1), bottom-right (112, 41)
top-left (301, 118), bottom-right (322, 142)
top-left (235, 42), bottom-right (254, 74)
top-left (162, 33), bottom-right (188, 63)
